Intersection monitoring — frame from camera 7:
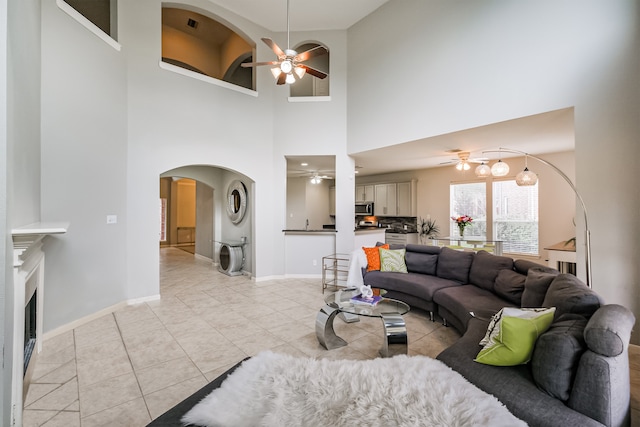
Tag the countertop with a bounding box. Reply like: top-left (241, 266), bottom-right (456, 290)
top-left (385, 229), bottom-right (418, 234)
top-left (282, 229), bottom-right (337, 233)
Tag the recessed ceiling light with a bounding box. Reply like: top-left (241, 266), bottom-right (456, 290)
top-left (301, 162), bottom-right (308, 166)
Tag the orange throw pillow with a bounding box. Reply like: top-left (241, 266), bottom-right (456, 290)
top-left (363, 244), bottom-right (389, 271)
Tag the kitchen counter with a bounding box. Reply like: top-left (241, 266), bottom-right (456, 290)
top-left (282, 229), bottom-right (337, 234)
top-left (385, 229), bottom-right (418, 234)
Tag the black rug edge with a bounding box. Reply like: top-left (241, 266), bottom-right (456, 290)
top-left (146, 357), bottom-right (250, 426)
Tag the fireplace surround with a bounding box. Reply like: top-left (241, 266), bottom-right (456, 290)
top-left (11, 222), bottom-right (68, 427)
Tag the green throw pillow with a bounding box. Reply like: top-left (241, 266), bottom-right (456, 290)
top-left (475, 307), bottom-right (555, 366)
top-left (379, 248), bottom-right (407, 273)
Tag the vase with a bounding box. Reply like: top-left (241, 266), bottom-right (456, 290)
top-left (458, 225), bottom-right (465, 238)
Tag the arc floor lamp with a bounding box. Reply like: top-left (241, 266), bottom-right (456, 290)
top-left (481, 148), bottom-right (592, 289)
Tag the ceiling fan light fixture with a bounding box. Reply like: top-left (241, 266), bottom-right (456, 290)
top-left (310, 176), bottom-right (322, 184)
top-left (491, 159), bottom-right (510, 177)
top-left (280, 60), bottom-right (293, 74)
top-left (475, 163), bottom-right (491, 178)
top-left (294, 66), bottom-right (306, 79)
top-left (455, 161), bottom-right (470, 171)
top-left (285, 73), bottom-right (296, 84)
top-left (270, 67), bottom-right (282, 79)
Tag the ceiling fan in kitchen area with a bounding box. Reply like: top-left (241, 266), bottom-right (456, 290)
top-left (439, 151), bottom-right (489, 171)
top-left (289, 169), bottom-right (333, 184)
top-left (240, 0), bottom-right (329, 85)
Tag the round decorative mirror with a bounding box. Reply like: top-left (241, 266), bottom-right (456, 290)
top-left (226, 180), bottom-right (247, 224)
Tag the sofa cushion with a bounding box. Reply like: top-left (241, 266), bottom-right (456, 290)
top-left (531, 314), bottom-right (588, 401)
top-left (379, 248), bottom-right (407, 273)
top-left (513, 259), bottom-right (547, 275)
top-left (475, 307), bottom-right (555, 366)
top-left (364, 271), bottom-right (459, 302)
top-left (542, 274), bottom-right (602, 320)
top-left (433, 285), bottom-right (514, 332)
top-left (405, 252), bottom-right (438, 275)
top-left (494, 269), bottom-right (526, 305)
top-left (436, 247), bottom-right (475, 284)
top-left (468, 250), bottom-right (514, 291)
top-left (362, 244), bottom-right (389, 271)
top-left (521, 266), bottom-right (559, 307)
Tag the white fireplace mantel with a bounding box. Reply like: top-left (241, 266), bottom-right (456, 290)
top-left (11, 221), bottom-right (68, 426)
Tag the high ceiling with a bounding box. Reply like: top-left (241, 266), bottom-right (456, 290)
top-left (206, 1), bottom-right (575, 178)
top-left (209, 0), bottom-right (390, 32)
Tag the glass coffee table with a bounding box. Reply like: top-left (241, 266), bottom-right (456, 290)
top-left (315, 288), bottom-right (410, 357)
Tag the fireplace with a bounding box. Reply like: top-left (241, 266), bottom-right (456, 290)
top-left (24, 289), bottom-right (37, 375)
top-left (11, 222), bottom-right (68, 427)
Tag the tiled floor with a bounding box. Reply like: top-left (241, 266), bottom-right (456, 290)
top-left (22, 247), bottom-right (461, 426)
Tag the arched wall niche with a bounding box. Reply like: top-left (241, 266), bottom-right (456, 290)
top-left (290, 40), bottom-right (330, 97)
top-left (161, 3), bottom-right (256, 90)
top-left (160, 164), bottom-right (255, 276)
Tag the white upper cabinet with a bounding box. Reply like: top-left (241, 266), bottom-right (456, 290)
top-left (397, 181), bottom-right (413, 216)
top-left (375, 183), bottom-right (397, 216)
top-left (355, 185), bottom-right (374, 202)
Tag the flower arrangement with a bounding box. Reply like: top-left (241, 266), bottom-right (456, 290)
top-left (451, 215), bottom-right (473, 227)
top-left (451, 215), bottom-right (473, 237)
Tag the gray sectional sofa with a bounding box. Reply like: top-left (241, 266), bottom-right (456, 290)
top-left (363, 244), bottom-right (635, 427)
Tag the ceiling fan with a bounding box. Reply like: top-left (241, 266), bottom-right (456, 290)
top-left (241, 0), bottom-right (329, 85)
top-left (289, 169), bottom-right (333, 183)
top-left (439, 151), bottom-right (489, 171)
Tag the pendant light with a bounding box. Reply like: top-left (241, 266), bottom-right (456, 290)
top-left (475, 162), bottom-right (491, 178)
top-left (491, 159), bottom-right (510, 177)
top-left (515, 155), bottom-right (538, 186)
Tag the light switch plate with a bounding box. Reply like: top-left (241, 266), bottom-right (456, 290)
top-left (106, 215), bottom-right (117, 224)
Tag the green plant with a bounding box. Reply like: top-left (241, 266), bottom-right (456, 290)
top-left (418, 217), bottom-right (440, 241)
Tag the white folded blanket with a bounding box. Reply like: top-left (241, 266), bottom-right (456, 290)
top-left (346, 248), bottom-right (367, 288)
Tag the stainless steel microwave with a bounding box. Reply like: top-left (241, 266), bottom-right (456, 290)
top-left (355, 202), bottom-right (374, 215)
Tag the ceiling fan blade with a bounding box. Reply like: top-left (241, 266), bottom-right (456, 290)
top-left (299, 65), bottom-right (328, 79)
top-left (262, 38), bottom-right (285, 58)
top-left (241, 61), bottom-right (280, 68)
top-left (276, 73), bottom-right (287, 85)
top-left (294, 45), bottom-right (328, 62)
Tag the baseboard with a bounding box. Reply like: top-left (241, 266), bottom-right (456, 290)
top-left (42, 293), bottom-right (161, 342)
top-left (284, 274), bottom-right (322, 280)
top-left (255, 274), bottom-right (285, 282)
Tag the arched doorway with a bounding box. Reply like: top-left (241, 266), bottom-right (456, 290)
top-left (159, 165), bottom-right (255, 277)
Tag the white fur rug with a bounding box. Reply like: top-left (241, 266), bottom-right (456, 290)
top-left (182, 351), bottom-right (526, 427)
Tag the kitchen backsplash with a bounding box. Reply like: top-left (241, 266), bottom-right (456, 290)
top-left (355, 216), bottom-right (417, 232)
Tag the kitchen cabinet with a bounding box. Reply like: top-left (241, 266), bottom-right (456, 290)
top-left (396, 182), bottom-right (413, 216)
top-left (355, 185), bottom-right (374, 202)
top-left (329, 186), bottom-right (336, 215)
top-left (375, 184), bottom-right (397, 216)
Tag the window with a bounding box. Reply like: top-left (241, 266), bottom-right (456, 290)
top-left (161, 7), bottom-right (254, 90)
top-left (63, 0), bottom-right (117, 39)
top-left (450, 182), bottom-right (486, 237)
top-left (493, 180), bottom-right (538, 255)
top-left (450, 180), bottom-right (539, 255)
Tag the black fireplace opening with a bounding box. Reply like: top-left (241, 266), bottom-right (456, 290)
top-left (24, 290), bottom-right (37, 376)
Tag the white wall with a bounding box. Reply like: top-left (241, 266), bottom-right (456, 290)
top-left (349, 0), bottom-right (640, 341)
top-left (3, 0), bottom-right (42, 422)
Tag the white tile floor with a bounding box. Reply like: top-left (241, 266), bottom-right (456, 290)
top-left (23, 247), bottom-right (461, 426)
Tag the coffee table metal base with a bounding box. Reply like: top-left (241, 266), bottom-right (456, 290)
top-left (315, 305), bottom-right (408, 357)
top-left (379, 312), bottom-right (408, 357)
top-left (315, 305), bottom-right (347, 350)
